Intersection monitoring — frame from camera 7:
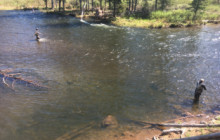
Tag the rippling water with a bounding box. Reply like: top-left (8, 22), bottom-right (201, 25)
top-left (0, 10), bottom-right (220, 140)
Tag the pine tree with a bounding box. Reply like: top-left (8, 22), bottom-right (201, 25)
top-left (191, 0), bottom-right (207, 20)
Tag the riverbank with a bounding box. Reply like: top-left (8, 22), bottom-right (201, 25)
top-left (50, 10), bottom-right (220, 29)
top-left (58, 107), bottom-right (220, 140)
top-left (0, 6), bottom-right (17, 10)
top-left (111, 17), bottom-right (197, 29)
top-left (1, 6), bottom-right (219, 29)
top-left (40, 9), bottom-right (220, 29)
top-left (107, 109), bottom-right (220, 140)
top-left (111, 18), bottom-right (220, 29)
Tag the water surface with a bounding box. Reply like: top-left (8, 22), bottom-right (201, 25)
top-left (0, 10), bottom-right (220, 140)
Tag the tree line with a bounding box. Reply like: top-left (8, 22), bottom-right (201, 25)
top-left (42, 0), bottom-right (220, 17)
top-left (1, 0), bottom-right (220, 18)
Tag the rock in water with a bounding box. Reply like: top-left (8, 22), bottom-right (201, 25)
top-left (101, 115), bottom-right (118, 128)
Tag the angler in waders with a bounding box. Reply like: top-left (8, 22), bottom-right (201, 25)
top-left (34, 28), bottom-right (40, 41)
top-left (194, 79), bottom-right (207, 102)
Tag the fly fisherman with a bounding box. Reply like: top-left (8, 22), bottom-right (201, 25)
top-left (34, 28), bottom-right (40, 40)
top-left (194, 79), bottom-right (207, 102)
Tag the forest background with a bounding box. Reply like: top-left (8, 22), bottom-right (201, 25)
top-left (1, 0), bottom-right (220, 28)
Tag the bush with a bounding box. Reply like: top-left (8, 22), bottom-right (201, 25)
top-left (117, 1), bottom-right (127, 16)
top-left (203, 14), bottom-right (220, 20)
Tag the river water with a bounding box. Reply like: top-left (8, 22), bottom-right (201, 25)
top-left (0, 10), bottom-right (220, 140)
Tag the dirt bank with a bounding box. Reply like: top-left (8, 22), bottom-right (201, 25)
top-left (114, 111), bottom-right (220, 140)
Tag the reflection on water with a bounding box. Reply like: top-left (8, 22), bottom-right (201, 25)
top-left (0, 10), bottom-right (220, 140)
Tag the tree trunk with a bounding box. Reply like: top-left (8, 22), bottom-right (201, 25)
top-left (76, 0), bottom-right (78, 7)
top-left (109, 0), bottom-right (111, 9)
top-left (55, 0), bottom-right (57, 8)
top-left (131, 0), bottom-right (133, 11)
top-left (193, 0), bottom-right (201, 20)
top-left (59, 0), bottom-right (61, 12)
top-left (92, 0), bottom-right (94, 12)
top-left (45, 0), bottom-right (48, 9)
top-left (113, 0), bottom-right (116, 17)
top-left (134, 0), bottom-right (137, 12)
top-left (155, 0), bottom-right (158, 11)
top-left (86, 0), bottom-right (88, 10)
top-left (129, 0), bottom-right (131, 11)
top-left (80, 0), bottom-right (82, 11)
top-left (51, 0), bottom-right (54, 9)
top-left (100, 0), bottom-right (103, 10)
top-left (88, 0), bottom-right (90, 10)
top-left (63, 0), bottom-right (65, 11)
top-left (161, 0), bottom-right (164, 10)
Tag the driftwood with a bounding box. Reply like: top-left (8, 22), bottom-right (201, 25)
top-left (177, 132), bottom-right (220, 140)
top-left (0, 69), bottom-right (48, 90)
top-left (162, 128), bottom-right (183, 135)
top-left (158, 123), bottom-right (220, 127)
top-left (141, 121), bottom-right (220, 128)
top-left (56, 122), bottom-right (95, 140)
top-left (129, 119), bottom-right (220, 129)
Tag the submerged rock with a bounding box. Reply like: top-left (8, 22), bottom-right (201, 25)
top-left (101, 115), bottom-right (118, 128)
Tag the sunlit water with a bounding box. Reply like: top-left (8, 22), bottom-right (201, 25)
top-left (0, 10), bottom-right (220, 140)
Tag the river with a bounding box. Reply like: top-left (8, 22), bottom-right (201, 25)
top-left (0, 10), bottom-right (220, 140)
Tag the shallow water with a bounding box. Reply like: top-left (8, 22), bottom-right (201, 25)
top-left (0, 10), bottom-right (220, 140)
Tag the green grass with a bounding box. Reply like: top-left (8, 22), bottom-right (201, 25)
top-left (150, 10), bottom-right (194, 23)
top-left (203, 5), bottom-right (220, 20)
top-left (113, 4), bottom-right (220, 29)
top-left (0, 0), bottom-right (44, 10)
top-left (112, 17), bottom-right (168, 28)
top-left (214, 116), bottom-right (220, 124)
top-left (206, 5), bottom-right (220, 13)
top-left (113, 9), bottom-right (198, 28)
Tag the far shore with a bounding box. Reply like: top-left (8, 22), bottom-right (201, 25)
top-left (41, 9), bottom-right (220, 29)
top-left (1, 7), bottom-right (220, 29)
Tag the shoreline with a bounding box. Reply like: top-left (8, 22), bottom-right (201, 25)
top-left (108, 108), bottom-right (220, 140)
top-left (1, 8), bottom-right (219, 29)
top-left (111, 17), bottom-right (220, 29)
top-left (49, 10), bottom-right (220, 29)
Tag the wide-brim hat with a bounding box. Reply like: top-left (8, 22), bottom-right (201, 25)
top-left (200, 79), bottom-right (204, 82)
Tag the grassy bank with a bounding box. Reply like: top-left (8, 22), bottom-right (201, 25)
top-left (0, 0), bottom-right (44, 10)
top-left (112, 5), bottom-right (220, 29)
top-left (0, 6), bottom-right (17, 10)
top-left (0, 6), bottom-right (43, 10)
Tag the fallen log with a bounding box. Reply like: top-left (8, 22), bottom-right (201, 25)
top-left (177, 132), bottom-right (220, 140)
top-left (162, 128), bottom-right (183, 135)
top-left (158, 123), bottom-right (220, 127)
top-left (134, 120), bottom-right (220, 128)
top-left (56, 122), bottom-right (95, 140)
top-left (2, 76), bottom-right (10, 88)
top-left (0, 69), bottom-right (48, 90)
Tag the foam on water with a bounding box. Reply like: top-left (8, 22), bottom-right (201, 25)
top-left (90, 23), bottom-right (118, 29)
top-left (80, 19), bottom-right (90, 25)
top-left (38, 38), bottom-right (48, 42)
